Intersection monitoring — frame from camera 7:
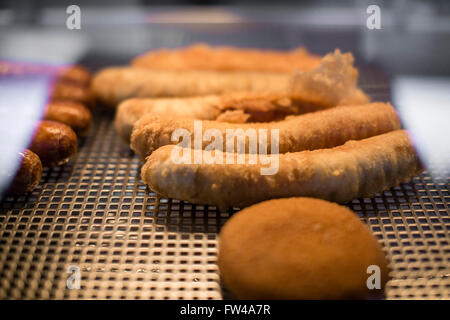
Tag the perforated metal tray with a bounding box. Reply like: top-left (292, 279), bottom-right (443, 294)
top-left (0, 67), bottom-right (449, 300)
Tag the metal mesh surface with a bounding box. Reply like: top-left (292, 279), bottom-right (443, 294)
top-left (0, 69), bottom-right (449, 300)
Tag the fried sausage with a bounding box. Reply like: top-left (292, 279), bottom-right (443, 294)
top-left (56, 65), bottom-right (92, 87)
top-left (29, 120), bottom-right (77, 167)
top-left (51, 82), bottom-right (93, 105)
top-left (7, 150), bottom-right (43, 195)
top-left (131, 102), bottom-right (401, 159)
top-left (115, 88), bottom-right (369, 143)
top-left (141, 130), bottom-right (423, 209)
top-left (93, 50), bottom-right (367, 109)
top-left (132, 43), bottom-right (322, 72)
top-left (44, 101), bottom-right (92, 137)
top-left (91, 67), bottom-right (290, 108)
top-left (115, 96), bottom-right (222, 142)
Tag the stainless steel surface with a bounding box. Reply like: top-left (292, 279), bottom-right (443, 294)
top-left (0, 66), bottom-right (449, 299)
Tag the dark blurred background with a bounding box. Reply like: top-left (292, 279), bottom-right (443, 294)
top-left (1, 0), bottom-right (449, 74)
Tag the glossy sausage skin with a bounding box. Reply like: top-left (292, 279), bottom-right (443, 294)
top-left (51, 82), bottom-right (93, 106)
top-left (29, 120), bottom-right (78, 167)
top-left (44, 101), bottom-right (92, 137)
top-left (7, 149), bottom-right (42, 195)
top-left (57, 65), bottom-right (92, 87)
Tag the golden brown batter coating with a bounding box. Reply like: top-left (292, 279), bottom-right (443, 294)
top-left (7, 150), bottom-right (43, 195)
top-left (131, 102), bottom-right (400, 159)
top-left (44, 101), bottom-right (92, 137)
top-left (115, 49), bottom-right (369, 141)
top-left (29, 120), bottom-right (78, 167)
top-left (218, 197), bottom-right (390, 299)
top-left (115, 96), bottom-right (223, 142)
top-left (141, 130), bottom-right (423, 209)
top-left (132, 43), bottom-right (322, 72)
top-left (91, 67), bottom-right (290, 108)
top-left (93, 49), bottom-right (368, 109)
top-left (115, 89), bottom-right (369, 143)
top-left (289, 49), bottom-right (359, 107)
top-left (114, 92), bottom-right (326, 143)
top-left (216, 89), bottom-right (369, 121)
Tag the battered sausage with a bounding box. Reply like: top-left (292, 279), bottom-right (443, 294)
top-left (93, 49), bottom-right (367, 109)
top-left (7, 150), bottom-right (43, 195)
top-left (131, 103), bottom-right (401, 159)
top-left (115, 96), bottom-right (223, 142)
top-left (132, 43), bottom-right (322, 72)
top-left (114, 93), bottom-right (319, 143)
top-left (115, 88), bottom-right (369, 142)
top-left (29, 120), bottom-right (78, 167)
top-left (141, 130), bottom-right (423, 209)
top-left (91, 67), bottom-right (290, 108)
top-left (44, 101), bottom-right (92, 137)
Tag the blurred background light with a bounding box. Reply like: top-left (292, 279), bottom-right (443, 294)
top-left (0, 73), bottom-right (52, 194)
top-left (393, 76), bottom-right (450, 178)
